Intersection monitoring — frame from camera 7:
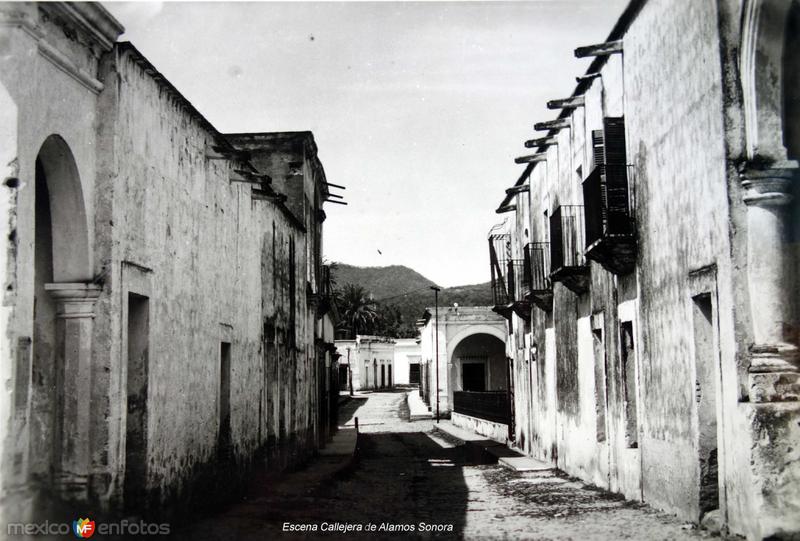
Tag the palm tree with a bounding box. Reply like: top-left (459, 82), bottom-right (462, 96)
top-left (336, 283), bottom-right (379, 338)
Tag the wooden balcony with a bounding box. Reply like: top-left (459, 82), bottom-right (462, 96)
top-left (550, 205), bottom-right (590, 294)
top-left (583, 164), bottom-right (637, 274)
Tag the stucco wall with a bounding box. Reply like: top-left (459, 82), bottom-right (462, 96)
top-left (502, 0), bottom-right (752, 527)
top-left (0, 2), bottom-right (123, 522)
top-left (83, 46), bottom-right (322, 513)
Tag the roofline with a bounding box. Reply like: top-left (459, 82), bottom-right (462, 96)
top-left (116, 42), bottom-right (308, 232)
top-left (495, 0), bottom-right (646, 211)
top-left (225, 131), bottom-right (330, 198)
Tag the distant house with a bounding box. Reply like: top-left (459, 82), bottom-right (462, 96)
top-left (335, 336), bottom-right (396, 391)
top-left (417, 306), bottom-right (508, 438)
top-left (393, 338), bottom-right (422, 385)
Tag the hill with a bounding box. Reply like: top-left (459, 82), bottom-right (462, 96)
top-left (331, 263), bottom-right (493, 336)
top-left (331, 264), bottom-right (437, 300)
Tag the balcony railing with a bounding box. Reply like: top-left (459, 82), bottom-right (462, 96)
top-left (508, 259), bottom-right (530, 320)
top-left (583, 164), bottom-right (637, 274)
top-left (550, 205), bottom-right (590, 294)
top-left (490, 259), bottom-right (529, 319)
top-left (489, 233), bottom-right (511, 309)
top-left (524, 242), bottom-right (553, 311)
top-left (453, 391), bottom-right (510, 425)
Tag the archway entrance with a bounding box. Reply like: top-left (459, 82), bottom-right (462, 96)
top-left (450, 334), bottom-right (507, 393)
top-left (30, 135), bottom-right (98, 502)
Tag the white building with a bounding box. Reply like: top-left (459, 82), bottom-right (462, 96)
top-left (335, 336), bottom-right (396, 391)
top-left (393, 338), bottom-right (422, 385)
top-left (418, 306), bottom-right (507, 418)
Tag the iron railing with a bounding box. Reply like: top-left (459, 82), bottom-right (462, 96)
top-left (489, 233), bottom-right (511, 306)
top-left (550, 205), bottom-right (587, 272)
top-left (453, 391), bottom-right (510, 424)
top-left (583, 164), bottom-right (635, 248)
top-left (524, 242), bottom-right (551, 293)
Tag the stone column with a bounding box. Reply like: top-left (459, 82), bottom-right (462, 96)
top-left (740, 164), bottom-right (800, 402)
top-left (44, 282), bottom-right (102, 500)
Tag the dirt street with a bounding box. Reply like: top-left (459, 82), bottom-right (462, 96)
top-left (177, 390), bottom-right (715, 540)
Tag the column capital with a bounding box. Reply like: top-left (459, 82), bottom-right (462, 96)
top-left (739, 162), bottom-right (798, 206)
top-left (44, 282), bottom-right (102, 318)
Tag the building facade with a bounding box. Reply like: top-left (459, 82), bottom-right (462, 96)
top-left (0, 2), bottom-right (338, 525)
top-left (418, 306), bottom-right (507, 417)
top-left (488, 0), bottom-right (799, 539)
top-left (334, 336), bottom-right (395, 391)
top-left (393, 338), bottom-right (421, 385)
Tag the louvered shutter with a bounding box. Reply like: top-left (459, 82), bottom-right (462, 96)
top-left (591, 129), bottom-right (605, 170)
top-left (603, 117), bottom-right (627, 164)
top-left (603, 117), bottom-right (630, 234)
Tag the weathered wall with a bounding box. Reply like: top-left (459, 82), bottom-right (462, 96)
top-left (88, 46), bottom-right (323, 515)
top-left (498, 0), bottom-right (800, 538)
top-left (623, 0), bottom-right (732, 520)
top-left (0, 2), bottom-right (123, 523)
top-left (451, 412), bottom-right (508, 443)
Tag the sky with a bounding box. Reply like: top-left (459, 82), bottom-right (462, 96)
top-left (105, 0), bottom-right (629, 287)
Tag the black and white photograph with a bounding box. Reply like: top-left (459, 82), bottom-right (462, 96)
top-left (0, 0), bottom-right (799, 539)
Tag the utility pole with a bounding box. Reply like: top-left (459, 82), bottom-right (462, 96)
top-left (347, 347), bottom-right (353, 397)
top-left (430, 286), bottom-right (441, 423)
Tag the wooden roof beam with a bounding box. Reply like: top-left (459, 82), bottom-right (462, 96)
top-left (515, 153), bottom-right (548, 164)
top-left (524, 136), bottom-right (557, 149)
top-left (574, 40), bottom-right (623, 58)
top-left (576, 73), bottom-right (601, 84)
top-left (534, 119), bottom-right (570, 132)
top-left (505, 185), bottom-right (530, 195)
top-left (547, 96), bottom-right (585, 110)
top-left (496, 204), bottom-right (517, 214)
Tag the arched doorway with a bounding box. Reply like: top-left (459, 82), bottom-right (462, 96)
top-left (450, 334), bottom-right (507, 393)
top-left (30, 135), bottom-right (98, 502)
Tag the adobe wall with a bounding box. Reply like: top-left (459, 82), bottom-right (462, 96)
top-left (86, 45), bottom-right (320, 515)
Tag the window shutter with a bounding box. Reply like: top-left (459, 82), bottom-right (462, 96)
top-left (603, 117), bottom-right (627, 165)
top-left (602, 117), bottom-right (630, 234)
top-left (591, 129), bottom-right (605, 169)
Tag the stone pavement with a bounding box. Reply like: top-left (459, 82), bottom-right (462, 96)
top-left (435, 421), bottom-right (553, 473)
top-left (173, 390), bottom-right (716, 540)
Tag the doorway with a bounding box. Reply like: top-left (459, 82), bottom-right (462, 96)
top-left (462, 363), bottom-right (486, 392)
top-left (218, 342), bottom-right (232, 458)
top-left (409, 363), bottom-right (420, 384)
top-left (693, 293), bottom-right (720, 519)
top-left (125, 293), bottom-right (149, 509)
top-left (30, 135), bottom-right (91, 489)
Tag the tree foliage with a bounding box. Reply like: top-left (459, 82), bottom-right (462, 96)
top-left (334, 282), bottom-right (417, 338)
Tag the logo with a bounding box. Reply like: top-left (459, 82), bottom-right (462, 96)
top-left (73, 518), bottom-right (95, 538)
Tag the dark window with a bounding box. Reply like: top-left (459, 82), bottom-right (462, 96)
top-left (462, 363), bottom-right (486, 392)
top-left (620, 321), bottom-right (638, 448)
top-left (218, 342), bottom-right (232, 457)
